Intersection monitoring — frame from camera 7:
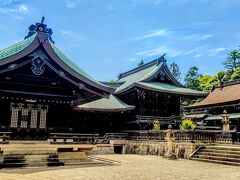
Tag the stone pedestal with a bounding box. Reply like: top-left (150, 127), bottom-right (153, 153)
top-left (164, 125), bottom-right (176, 159)
top-left (221, 110), bottom-right (230, 131)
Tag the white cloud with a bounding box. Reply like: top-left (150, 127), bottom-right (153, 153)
top-left (184, 46), bottom-right (205, 55)
top-left (182, 34), bottom-right (213, 41)
top-left (17, 4), bottom-right (29, 14)
top-left (61, 30), bottom-right (86, 41)
top-left (117, 28), bottom-right (173, 45)
top-left (65, 0), bottom-right (76, 8)
top-left (193, 53), bottom-right (202, 58)
top-left (136, 45), bottom-right (181, 57)
top-left (134, 29), bottom-right (173, 40)
top-left (127, 57), bottom-right (138, 62)
top-left (0, 4), bottom-right (30, 14)
top-left (208, 47), bottom-right (227, 56)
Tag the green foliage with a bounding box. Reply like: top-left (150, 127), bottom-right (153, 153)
top-left (152, 119), bottom-right (160, 131)
top-left (184, 66), bottom-right (201, 90)
top-left (169, 62), bottom-right (181, 80)
top-left (179, 118), bottom-right (196, 132)
top-left (138, 60), bottom-right (144, 67)
top-left (197, 74), bottom-right (214, 91)
top-left (223, 49), bottom-right (240, 72)
top-left (109, 79), bottom-right (118, 83)
top-left (230, 67), bottom-right (240, 80)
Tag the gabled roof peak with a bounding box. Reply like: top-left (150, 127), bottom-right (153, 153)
top-left (25, 16), bottom-right (54, 43)
top-left (118, 54), bottom-right (166, 79)
top-left (212, 79), bottom-right (240, 91)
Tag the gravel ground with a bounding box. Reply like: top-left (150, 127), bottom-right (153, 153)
top-left (0, 154), bottom-right (240, 180)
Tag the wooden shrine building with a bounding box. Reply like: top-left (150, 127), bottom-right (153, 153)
top-left (0, 18), bottom-right (208, 139)
top-left (0, 18), bottom-right (114, 138)
top-left (185, 80), bottom-right (240, 131)
top-left (77, 56), bottom-right (207, 132)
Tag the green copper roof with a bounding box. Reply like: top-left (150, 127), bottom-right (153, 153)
top-left (136, 82), bottom-right (208, 96)
top-left (115, 62), bottom-right (162, 93)
top-left (77, 94), bottom-right (135, 112)
top-left (50, 42), bottom-right (101, 84)
top-left (205, 113), bottom-right (240, 121)
top-left (0, 33), bottom-right (36, 60)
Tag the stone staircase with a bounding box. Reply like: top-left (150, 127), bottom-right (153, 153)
top-left (0, 140), bottom-right (113, 168)
top-left (191, 144), bottom-right (240, 166)
top-left (0, 141), bottom-right (63, 168)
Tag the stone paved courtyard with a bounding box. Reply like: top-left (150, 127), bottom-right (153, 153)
top-left (0, 154), bottom-right (240, 180)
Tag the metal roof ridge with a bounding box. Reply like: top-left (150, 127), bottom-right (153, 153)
top-left (118, 54), bottom-right (166, 79)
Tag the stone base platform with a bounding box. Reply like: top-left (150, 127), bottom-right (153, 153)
top-left (0, 140), bottom-right (114, 168)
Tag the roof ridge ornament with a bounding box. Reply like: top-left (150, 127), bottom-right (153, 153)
top-left (25, 16), bottom-right (55, 43)
top-left (157, 53), bottom-right (166, 65)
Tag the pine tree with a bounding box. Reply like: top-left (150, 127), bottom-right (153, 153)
top-left (169, 62), bottom-right (181, 80)
top-left (223, 49), bottom-right (240, 72)
top-left (184, 66), bottom-right (201, 90)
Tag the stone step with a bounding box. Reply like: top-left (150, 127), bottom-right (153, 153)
top-left (201, 149), bottom-right (240, 155)
top-left (191, 157), bottom-right (240, 166)
top-left (205, 146), bottom-right (240, 151)
top-left (197, 152), bottom-right (240, 159)
top-left (2, 161), bottom-right (64, 168)
top-left (9, 141), bottom-right (49, 144)
top-left (3, 150), bottom-right (57, 155)
top-left (195, 155), bottom-right (240, 163)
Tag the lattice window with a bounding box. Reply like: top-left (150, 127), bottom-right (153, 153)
top-left (20, 108), bottom-right (28, 128)
top-left (30, 109), bottom-right (38, 129)
top-left (39, 110), bottom-right (47, 129)
top-left (10, 108), bottom-right (19, 128)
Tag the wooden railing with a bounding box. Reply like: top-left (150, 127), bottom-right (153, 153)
top-left (49, 133), bottom-right (128, 144)
top-left (97, 133), bottom-right (128, 144)
top-left (127, 130), bottom-right (237, 143)
top-left (135, 115), bottom-right (181, 124)
top-left (49, 133), bottom-right (98, 144)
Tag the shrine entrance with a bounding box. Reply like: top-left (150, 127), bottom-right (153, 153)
top-left (10, 102), bottom-right (48, 139)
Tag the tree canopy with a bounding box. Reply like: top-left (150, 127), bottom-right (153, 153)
top-left (223, 49), bottom-right (240, 72)
top-left (184, 66), bottom-right (201, 90)
top-left (169, 62), bottom-right (181, 80)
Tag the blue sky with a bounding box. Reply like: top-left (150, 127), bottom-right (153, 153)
top-left (0, 0), bottom-right (240, 82)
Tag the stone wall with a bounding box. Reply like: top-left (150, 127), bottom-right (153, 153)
top-left (111, 140), bottom-right (199, 158)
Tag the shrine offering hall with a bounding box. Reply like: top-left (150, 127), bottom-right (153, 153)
top-left (0, 19), bottom-right (206, 139)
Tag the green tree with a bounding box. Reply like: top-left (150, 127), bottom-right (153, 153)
top-left (223, 70), bottom-right (232, 81)
top-left (169, 62), bottom-right (181, 80)
top-left (230, 67), bottom-right (240, 80)
top-left (197, 74), bottom-right (213, 91)
top-left (184, 66), bottom-right (201, 90)
top-left (152, 119), bottom-right (160, 131)
top-left (109, 79), bottom-right (118, 83)
top-left (179, 118), bottom-right (196, 132)
top-left (223, 49), bottom-right (240, 72)
top-left (138, 60), bottom-right (144, 67)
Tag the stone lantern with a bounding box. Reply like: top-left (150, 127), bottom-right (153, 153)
top-left (221, 110), bottom-right (230, 131)
top-left (164, 125), bottom-right (176, 159)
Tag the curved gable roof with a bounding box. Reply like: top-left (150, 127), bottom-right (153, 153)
top-left (0, 21), bottom-right (114, 97)
top-left (0, 33), bottom-right (36, 60)
top-left (114, 56), bottom-right (207, 97)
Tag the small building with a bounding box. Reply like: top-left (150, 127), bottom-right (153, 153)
top-left (185, 80), bottom-right (240, 131)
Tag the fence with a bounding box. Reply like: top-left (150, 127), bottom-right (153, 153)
top-left (127, 130), bottom-right (238, 143)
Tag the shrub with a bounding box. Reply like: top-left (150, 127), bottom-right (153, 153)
top-left (152, 119), bottom-right (160, 131)
top-left (179, 118), bottom-right (196, 132)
